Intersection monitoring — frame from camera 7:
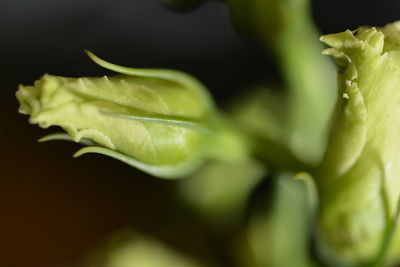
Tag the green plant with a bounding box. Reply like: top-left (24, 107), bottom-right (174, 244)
top-left (16, 0), bottom-right (400, 266)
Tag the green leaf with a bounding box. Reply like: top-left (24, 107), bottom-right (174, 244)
top-left (73, 146), bottom-right (203, 179)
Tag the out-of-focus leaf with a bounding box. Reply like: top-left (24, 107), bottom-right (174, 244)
top-left (227, 0), bottom-right (337, 166)
top-left (180, 157), bottom-right (266, 226)
top-left (87, 231), bottom-right (214, 267)
top-left (236, 173), bottom-right (318, 267)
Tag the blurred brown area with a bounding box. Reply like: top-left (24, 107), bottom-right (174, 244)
top-left (0, 103), bottom-right (222, 267)
top-left (0, 140), bottom-right (128, 266)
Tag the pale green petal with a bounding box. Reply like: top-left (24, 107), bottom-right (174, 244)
top-left (316, 23), bottom-right (400, 265)
top-left (318, 81), bottom-right (367, 177)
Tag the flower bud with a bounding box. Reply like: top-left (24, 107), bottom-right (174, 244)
top-left (16, 51), bottom-right (243, 179)
top-left (316, 23), bottom-right (400, 265)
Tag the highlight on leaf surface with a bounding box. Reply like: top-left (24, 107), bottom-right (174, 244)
top-left (16, 51), bottom-right (242, 179)
top-left (315, 22), bottom-right (400, 266)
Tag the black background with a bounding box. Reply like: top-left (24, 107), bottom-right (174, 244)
top-left (1, 1), bottom-right (399, 266)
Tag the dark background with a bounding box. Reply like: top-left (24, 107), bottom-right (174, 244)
top-left (1, 1), bottom-right (400, 266)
